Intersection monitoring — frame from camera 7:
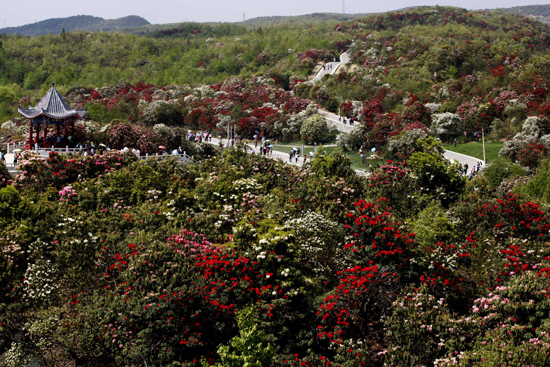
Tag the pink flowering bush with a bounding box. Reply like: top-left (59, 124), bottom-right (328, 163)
top-left (106, 121), bottom-right (165, 154)
top-left (16, 150), bottom-right (137, 189)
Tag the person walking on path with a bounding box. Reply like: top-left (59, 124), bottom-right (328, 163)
top-left (454, 138), bottom-right (457, 147)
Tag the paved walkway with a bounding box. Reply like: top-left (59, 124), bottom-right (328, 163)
top-left (320, 110), bottom-right (356, 133)
top-left (443, 149), bottom-right (485, 175)
top-left (209, 138), bottom-right (307, 167)
top-left (312, 52), bottom-right (350, 82)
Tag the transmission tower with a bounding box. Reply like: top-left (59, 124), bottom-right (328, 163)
top-left (342, 0), bottom-right (345, 14)
top-left (243, 12), bottom-right (246, 22)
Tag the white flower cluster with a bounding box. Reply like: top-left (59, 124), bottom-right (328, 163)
top-left (500, 116), bottom-right (544, 161)
top-left (141, 101), bottom-right (176, 124)
top-left (387, 129), bottom-right (427, 154)
top-left (430, 112), bottom-right (462, 137)
top-left (233, 177), bottom-right (262, 193)
top-left (24, 258), bottom-right (58, 300)
top-left (153, 123), bottom-right (176, 140)
top-left (285, 211), bottom-right (343, 274)
top-left (76, 120), bottom-right (101, 134)
top-left (147, 189), bottom-right (162, 201)
top-left (425, 103), bottom-right (441, 113)
top-left (1, 119), bottom-right (28, 135)
top-left (3, 342), bottom-right (30, 367)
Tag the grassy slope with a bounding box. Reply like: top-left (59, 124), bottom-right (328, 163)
top-left (442, 141), bottom-right (504, 162)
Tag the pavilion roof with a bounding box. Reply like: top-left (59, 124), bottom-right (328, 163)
top-left (18, 83), bottom-right (86, 120)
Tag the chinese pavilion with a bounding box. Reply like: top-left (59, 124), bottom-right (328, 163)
top-left (18, 82), bottom-right (86, 149)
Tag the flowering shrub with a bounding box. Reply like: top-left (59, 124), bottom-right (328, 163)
top-left (516, 143), bottom-right (549, 169)
top-left (16, 150), bottom-right (137, 189)
top-left (58, 185), bottom-right (77, 202)
top-left (300, 114), bottom-right (330, 144)
top-left (0, 161), bottom-right (12, 187)
top-left (430, 112), bottom-right (462, 140)
top-left (106, 121), bottom-right (165, 153)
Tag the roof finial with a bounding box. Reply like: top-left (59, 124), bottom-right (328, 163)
top-left (52, 82), bottom-right (55, 88)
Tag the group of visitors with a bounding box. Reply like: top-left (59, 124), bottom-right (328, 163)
top-left (463, 131), bottom-right (483, 142)
top-left (459, 161), bottom-right (484, 180)
top-left (188, 130), bottom-right (212, 143)
top-left (339, 116), bottom-right (355, 125)
top-left (289, 148), bottom-right (301, 163)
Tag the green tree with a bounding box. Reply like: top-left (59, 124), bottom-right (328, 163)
top-left (210, 307), bottom-right (275, 367)
top-left (300, 114), bottom-right (329, 144)
top-left (483, 157), bottom-right (526, 188)
top-left (409, 150), bottom-right (466, 207)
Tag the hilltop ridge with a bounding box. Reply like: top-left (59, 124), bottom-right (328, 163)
top-left (0, 15), bottom-right (150, 36)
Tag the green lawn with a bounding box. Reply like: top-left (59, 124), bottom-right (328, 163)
top-left (271, 145), bottom-right (378, 171)
top-left (442, 141), bottom-right (504, 162)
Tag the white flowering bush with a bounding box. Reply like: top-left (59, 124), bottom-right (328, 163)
top-left (335, 132), bottom-right (350, 149)
top-left (153, 123), bottom-right (176, 141)
top-left (503, 99), bottom-right (527, 122)
top-left (385, 286), bottom-right (456, 367)
top-left (425, 102), bottom-right (441, 113)
top-left (430, 112), bottom-right (461, 139)
top-left (233, 177), bottom-right (262, 194)
top-left (300, 114), bottom-right (330, 144)
top-left (23, 258), bottom-right (59, 300)
top-left (285, 211), bottom-right (344, 275)
top-left (499, 116), bottom-right (542, 161)
top-left (387, 129), bottom-right (428, 158)
top-left (142, 100), bottom-right (176, 125)
top-left (3, 342), bottom-right (31, 367)
top-left (76, 120), bottom-right (101, 134)
top-left (0, 119), bottom-right (28, 135)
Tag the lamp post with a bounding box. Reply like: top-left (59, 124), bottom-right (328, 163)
top-left (482, 128), bottom-right (486, 164)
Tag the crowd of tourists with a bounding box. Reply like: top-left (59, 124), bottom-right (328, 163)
top-left (458, 160), bottom-right (484, 180)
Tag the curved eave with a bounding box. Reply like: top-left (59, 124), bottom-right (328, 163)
top-left (18, 108), bottom-right (87, 120)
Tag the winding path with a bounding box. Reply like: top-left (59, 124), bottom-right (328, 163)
top-left (312, 52), bottom-right (350, 82)
top-left (443, 149), bottom-right (485, 172)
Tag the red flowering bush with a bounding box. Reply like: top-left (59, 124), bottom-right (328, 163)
top-left (315, 265), bottom-right (399, 366)
top-left (517, 143), bottom-right (549, 169)
top-left (16, 150), bottom-right (137, 189)
top-left (0, 161), bottom-right (12, 188)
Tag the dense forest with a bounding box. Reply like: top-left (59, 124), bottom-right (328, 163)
top-left (4, 5), bottom-right (550, 367)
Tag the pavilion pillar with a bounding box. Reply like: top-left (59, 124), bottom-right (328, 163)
top-left (43, 117), bottom-right (47, 148)
top-left (29, 121), bottom-right (33, 149)
top-left (36, 124), bottom-right (40, 145)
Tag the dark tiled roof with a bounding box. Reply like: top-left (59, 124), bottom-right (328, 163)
top-left (18, 83), bottom-right (86, 119)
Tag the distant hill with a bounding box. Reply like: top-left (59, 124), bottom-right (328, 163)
top-left (3, 4), bottom-right (550, 37)
top-left (502, 4), bottom-right (550, 23)
top-left (239, 12), bottom-right (373, 28)
top-left (0, 15), bottom-right (150, 36)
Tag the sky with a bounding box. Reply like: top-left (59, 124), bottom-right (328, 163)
top-left (2, 0), bottom-right (550, 28)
